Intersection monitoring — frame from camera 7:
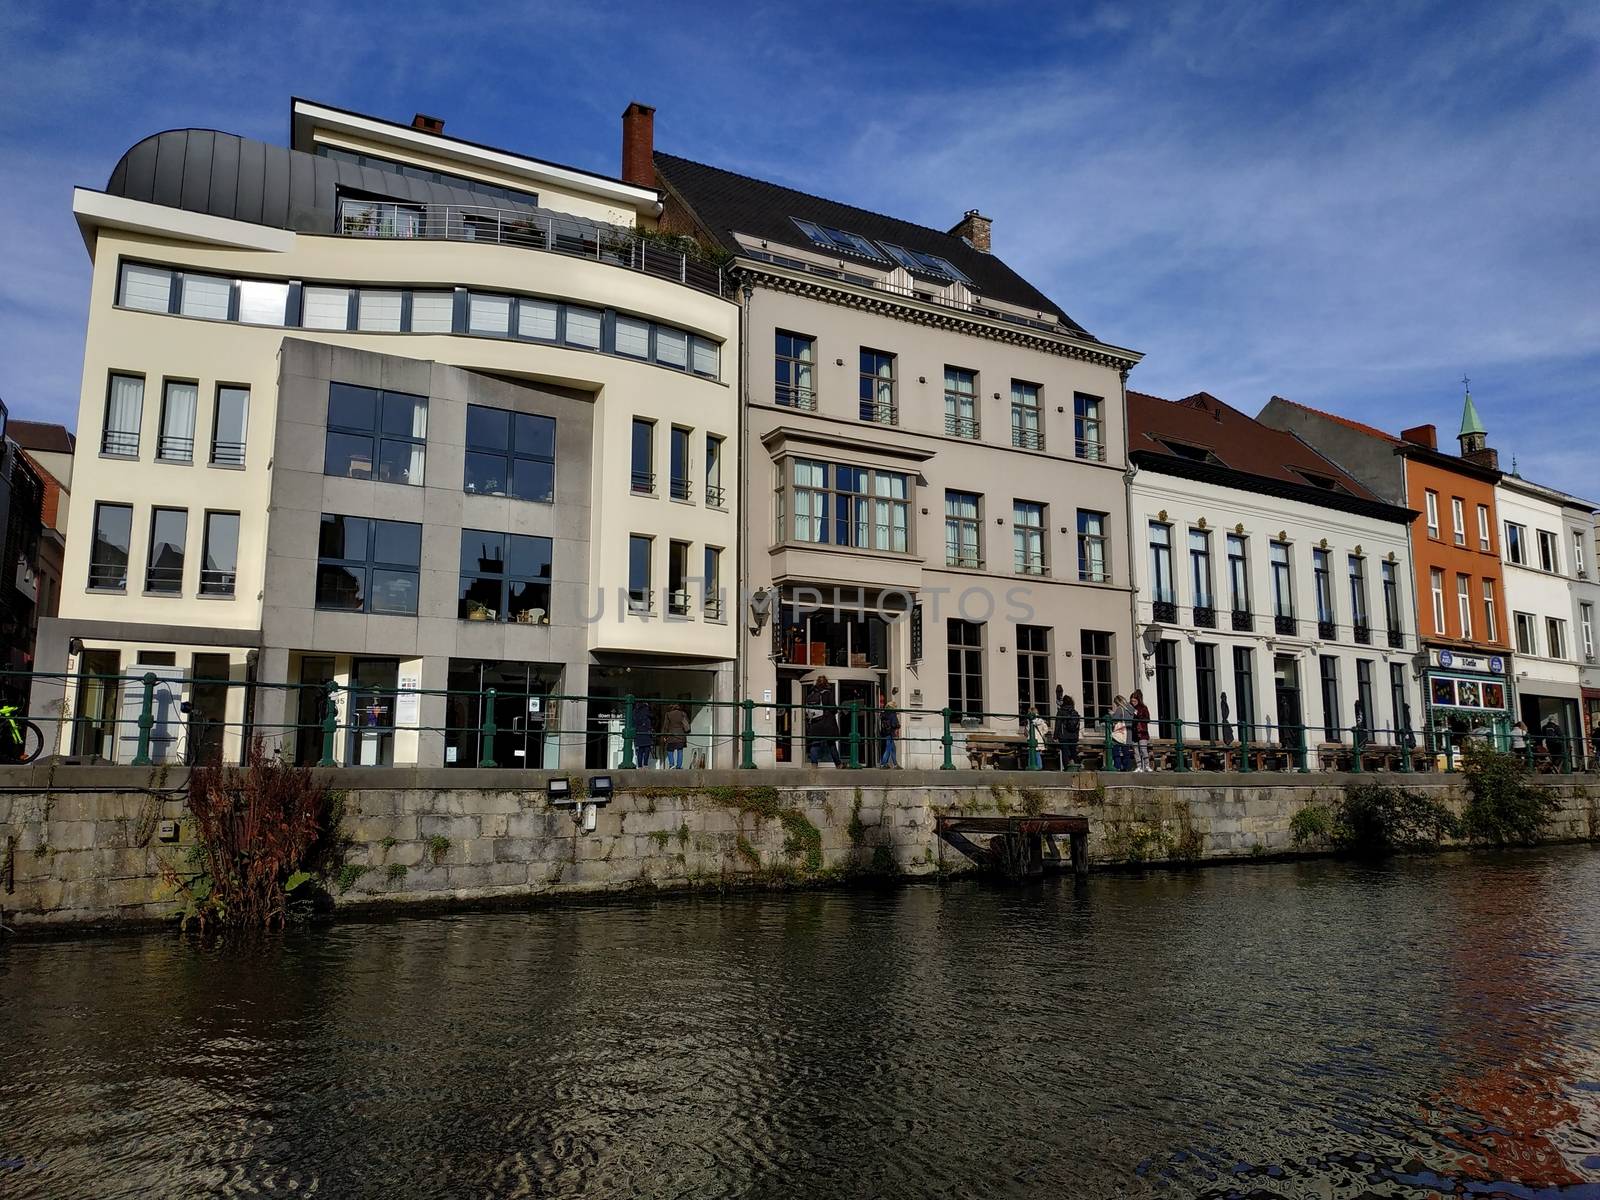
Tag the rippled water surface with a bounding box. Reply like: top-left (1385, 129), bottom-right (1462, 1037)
top-left (4, 848), bottom-right (1600, 1198)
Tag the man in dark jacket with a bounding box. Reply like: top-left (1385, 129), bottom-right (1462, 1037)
top-left (1053, 686), bottom-right (1081, 769)
top-left (805, 677), bottom-right (840, 767)
top-left (631, 699), bottom-right (655, 768)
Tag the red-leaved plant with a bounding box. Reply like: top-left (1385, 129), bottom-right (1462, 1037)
top-left (162, 741), bottom-right (333, 932)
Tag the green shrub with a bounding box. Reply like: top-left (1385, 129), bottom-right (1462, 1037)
top-left (1290, 803), bottom-right (1335, 848)
top-left (1334, 783), bottom-right (1458, 857)
top-left (1460, 744), bottom-right (1560, 845)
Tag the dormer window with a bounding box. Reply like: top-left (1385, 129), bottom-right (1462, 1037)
top-left (1158, 439), bottom-right (1222, 464)
top-left (791, 218), bottom-right (888, 262)
top-left (1293, 468), bottom-right (1345, 492)
top-left (879, 243), bottom-right (971, 284)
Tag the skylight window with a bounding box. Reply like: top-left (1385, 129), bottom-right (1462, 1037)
top-left (1294, 469), bottom-right (1345, 492)
top-left (1159, 439), bottom-right (1222, 465)
top-left (881, 243), bottom-right (971, 284)
top-left (791, 218), bottom-right (887, 262)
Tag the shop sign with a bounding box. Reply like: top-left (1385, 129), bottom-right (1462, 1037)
top-left (1431, 649), bottom-right (1505, 674)
top-left (1429, 674), bottom-right (1508, 711)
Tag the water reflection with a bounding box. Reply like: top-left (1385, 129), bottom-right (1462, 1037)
top-left (2, 849), bottom-right (1599, 1198)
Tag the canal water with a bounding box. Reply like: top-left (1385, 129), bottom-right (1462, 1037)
top-left (3, 848), bottom-right (1599, 1199)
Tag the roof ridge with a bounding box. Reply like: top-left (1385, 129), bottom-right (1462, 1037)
top-left (653, 150), bottom-right (978, 251)
top-left (1267, 394), bottom-right (1400, 443)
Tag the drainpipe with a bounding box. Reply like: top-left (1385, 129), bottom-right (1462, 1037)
top-left (735, 277), bottom-right (753, 746)
top-left (1119, 367), bottom-right (1140, 708)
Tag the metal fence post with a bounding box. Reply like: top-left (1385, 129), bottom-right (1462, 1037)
top-left (1238, 723), bottom-right (1252, 773)
top-left (319, 681), bottom-right (339, 767)
top-left (1401, 731), bottom-right (1413, 773)
top-left (1174, 719), bottom-right (1187, 772)
top-left (478, 688), bottom-right (498, 768)
top-left (740, 699), bottom-right (756, 769)
top-left (1026, 718), bottom-right (1038, 771)
top-left (940, 708), bottom-right (954, 770)
top-left (621, 694), bottom-right (636, 769)
top-left (1351, 727), bottom-right (1364, 773)
top-left (1296, 726), bottom-right (1309, 772)
top-left (848, 702), bottom-right (861, 769)
top-left (1562, 735), bottom-right (1573, 775)
top-left (1102, 719), bottom-right (1117, 772)
top-left (1524, 736), bottom-right (1534, 771)
top-left (132, 672), bottom-right (156, 766)
top-left (1444, 734), bottom-right (1455, 773)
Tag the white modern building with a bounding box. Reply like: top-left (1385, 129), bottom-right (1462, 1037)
top-left (1128, 391), bottom-right (1420, 757)
top-left (1496, 470), bottom-right (1599, 748)
top-left (35, 100), bottom-right (741, 769)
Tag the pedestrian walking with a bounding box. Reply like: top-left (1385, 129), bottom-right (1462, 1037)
top-left (660, 702), bottom-right (690, 769)
top-left (805, 677), bottom-right (841, 767)
top-left (1110, 695), bottom-right (1134, 771)
top-left (1129, 689), bottom-right (1152, 772)
top-left (632, 699), bottom-right (655, 768)
top-left (1026, 706), bottom-right (1050, 770)
top-left (878, 691), bottom-right (899, 768)
top-left (1053, 687), bottom-right (1081, 768)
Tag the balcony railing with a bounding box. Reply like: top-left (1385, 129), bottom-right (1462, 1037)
top-left (1152, 600), bottom-right (1177, 623)
top-left (860, 401), bottom-right (898, 425)
top-left (630, 471), bottom-right (655, 496)
top-left (703, 595), bottom-right (724, 621)
top-left (101, 429), bottom-right (139, 457)
top-left (945, 413), bottom-right (980, 439)
top-left (668, 589), bottom-right (692, 616)
top-left (336, 199), bottom-right (729, 298)
top-left (199, 569), bottom-right (236, 597)
top-left (1075, 438), bottom-right (1106, 462)
top-left (947, 552), bottom-right (983, 570)
top-left (88, 565), bottom-right (127, 591)
top-left (1354, 622), bottom-right (1371, 645)
top-left (145, 568), bottom-right (183, 594)
top-left (1012, 426), bottom-right (1045, 451)
top-left (1387, 627), bottom-right (1404, 649)
top-left (1015, 555), bottom-right (1048, 577)
top-left (1231, 609), bottom-right (1254, 632)
top-left (1318, 619), bottom-right (1336, 640)
top-left (775, 384), bottom-right (818, 410)
top-left (628, 590), bottom-right (654, 613)
top-left (669, 476), bottom-right (692, 502)
top-left (1275, 614), bottom-right (1297, 636)
top-left (1193, 604), bottom-right (1217, 629)
top-left (211, 440), bottom-right (247, 467)
top-left (705, 484), bottom-right (726, 508)
top-left (157, 434), bottom-right (194, 463)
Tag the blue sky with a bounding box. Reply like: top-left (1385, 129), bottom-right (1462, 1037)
top-left (2, 0), bottom-right (1596, 492)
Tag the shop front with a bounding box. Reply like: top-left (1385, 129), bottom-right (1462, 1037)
top-left (1422, 647), bottom-right (1513, 752)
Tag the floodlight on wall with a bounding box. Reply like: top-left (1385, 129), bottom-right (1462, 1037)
top-left (547, 777), bottom-right (575, 806)
top-left (589, 775), bottom-right (614, 802)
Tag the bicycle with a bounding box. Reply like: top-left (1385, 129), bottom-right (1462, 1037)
top-left (0, 703), bottom-right (44, 765)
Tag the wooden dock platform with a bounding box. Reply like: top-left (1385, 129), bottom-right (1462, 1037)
top-left (934, 814), bottom-right (1090, 879)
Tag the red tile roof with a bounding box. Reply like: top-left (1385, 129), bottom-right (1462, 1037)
top-left (1127, 389), bottom-right (1382, 501)
top-left (8, 420), bottom-right (75, 455)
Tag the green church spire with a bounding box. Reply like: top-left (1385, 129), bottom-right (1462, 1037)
top-left (1458, 375), bottom-right (1486, 437)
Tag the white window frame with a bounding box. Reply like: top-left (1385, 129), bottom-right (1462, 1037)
top-left (1456, 574), bottom-right (1472, 639)
top-left (1582, 603), bottom-right (1595, 659)
top-left (1477, 504), bottom-right (1490, 552)
top-left (1430, 568), bottom-right (1446, 634)
top-left (1425, 490), bottom-right (1439, 539)
top-left (1481, 579), bottom-right (1498, 644)
top-left (1547, 617), bottom-right (1567, 660)
top-left (1451, 497), bottom-right (1465, 546)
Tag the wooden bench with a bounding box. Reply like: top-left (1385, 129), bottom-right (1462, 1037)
top-left (962, 731), bottom-right (1027, 770)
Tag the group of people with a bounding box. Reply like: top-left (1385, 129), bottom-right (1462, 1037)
top-left (801, 677), bottom-right (902, 767)
top-left (1508, 715), bottom-right (1600, 763)
top-left (629, 700), bottom-right (692, 769)
top-left (1020, 685), bottom-right (1087, 770)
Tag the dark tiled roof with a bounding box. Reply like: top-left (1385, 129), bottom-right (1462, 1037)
top-left (7, 420), bottom-right (75, 455)
top-left (1264, 395), bottom-right (1401, 445)
top-left (653, 152), bottom-right (1087, 335)
top-left (1128, 390), bottom-right (1409, 520)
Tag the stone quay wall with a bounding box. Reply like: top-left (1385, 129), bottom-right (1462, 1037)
top-left (2, 766), bottom-right (1597, 931)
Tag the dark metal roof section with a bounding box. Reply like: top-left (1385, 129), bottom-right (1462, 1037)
top-left (105, 128), bottom-right (555, 235)
top-left (653, 151), bottom-right (1088, 336)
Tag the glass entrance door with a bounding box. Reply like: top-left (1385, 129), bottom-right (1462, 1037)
top-left (1274, 655), bottom-right (1303, 749)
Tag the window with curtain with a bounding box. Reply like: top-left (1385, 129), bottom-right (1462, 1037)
top-left (411, 292), bottom-right (457, 333)
top-left (119, 263), bottom-right (172, 311)
top-left (211, 386), bottom-right (249, 467)
top-left (775, 330), bottom-right (816, 408)
top-left (656, 326), bottom-right (688, 369)
top-left (88, 503), bottom-right (133, 589)
top-left (237, 280), bottom-right (289, 326)
top-left (944, 367), bottom-right (979, 438)
top-left (565, 306), bottom-right (602, 348)
top-left (859, 349), bottom-right (896, 423)
top-left (1078, 510), bottom-right (1108, 582)
top-left (357, 290), bottom-right (404, 331)
top-left (200, 511), bottom-right (240, 596)
top-left (301, 286), bottom-right (351, 330)
top-left (1013, 501), bottom-right (1045, 574)
top-left (102, 373), bottom-right (144, 457)
top-left (157, 380), bottom-right (197, 462)
top-left (1011, 381), bottom-right (1043, 449)
top-left (179, 273), bottom-right (231, 320)
top-left (324, 383), bottom-right (427, 486)
top-left (691, 337), bottom-right (719, 378)
top-left (615, 316), bottom-right (651, 359)
top-left (467, 293), bottom-right (512, 336)
top-left (463, 405), bottom-right (554, 502)
top-left (945, 491), bottom-right (982, 568)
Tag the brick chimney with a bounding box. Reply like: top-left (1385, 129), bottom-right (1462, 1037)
top-left (621, 102), bottom-right (656, 189)
top-left (948, 209), bottom-right (992, 253)
top-left (411, 113), bottom-right (445, 135)
top-left (1401, 424), bottom-right (1437, 450)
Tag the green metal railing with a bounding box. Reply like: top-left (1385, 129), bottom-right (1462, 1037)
top-left (5, 669), bottom-right (1596, 776)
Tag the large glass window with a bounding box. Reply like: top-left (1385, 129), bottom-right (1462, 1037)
top-left (211, 385), bottom-right (249, 467)
top-left (1149, 522), bottom-right (1174, 605)
top-left (655, 326), bottom-right (688, 369)
top-left (947, 619), bottom-right (985, 718)
top-left (515, 297), bottom-right (558, 341)
top-left (179, 273), bottom-right (232, 320)
top-left (458, 530), bottom-right (552, 624)
top-left (1227, 534), bottom-right (1250, 614)
top-left (1016, 625), bottom-right (1051, 717)
top-left (1424, 490), bottom-right (1440, 539)
top-left (1505, 522), bottom-right (1527, 565)
top-left (301, 285), bottom-right (351, 330)
top-left (1073, 393), bottom-right (1104, 461)
top-left (144, 507), bottom-right (187, 594)
top-left (357, 290), bottom-right (403, 332)
top-left (1195, 644), bottom-right (1219, 740)
top-left (944, 367), bottom-right (978, 438)
top-left (88, 502), bottom-right (133, 590)
top-left (1356, 660), bottom-right (1375, 738)
top-left (1078, 510), bottom-right (1108, 582)
top-left (1270, 541), bottom-right (1295, 621)
top-left (565, 306), bottom-right (602, 349)
top-left (463, 404), bottom-right (554, 502)
top-left (775, 330), bottom-right (816, 408)
top-left (1233, 647), bottom-right (1256, 738)
top-left (1081, 630), bottom-right (1113, 722)
top-left (1320, 656), bottom-right (1341, 741)
top-left (316, 515), bottom-right (422, 615)
top-left (776, 459), bottom-right (909, 553)
top-left (1382, 560), bottom-right (1402, 635)
top-left (1313, 548), bottom-right (1334, 626)
top-left (704, 546), bottom-right (724, 619)
top-left (102, 373), bottom-right (143, 457)
top-left (614, 315), bottom-right (651, 359)
top-left (325, 383), bottom-right (427, 486)
top-left (1189, 529), bottom-right (1214, 610)
top-left (467, 293), bottom-right (512, 336)
top-left (1011, 381), bottom-right (1043, 450)
top-left (157, 380), bottom-right (197, 463)
top-left (670, 426), bottom-right (691, 501)
top-left (1154, 640), bottom-right (1179, 739)
top-left (1456, 573), bottom-right (1473, 639)
top-left (1014, 501), bottom-right (1045, 575)
top-left (200, 511), bottom-right (239, 597)
top-left (705, 435), bottom-right (725, 507)
top-left (628, 535), bottom-right (653, 611)
top-left (1389, 663), bottom-right (1408, 743)
top-left (859, 349), bottom-right (896, 424)
top-left (1348, 555), bottom-right (1368, 632)
top-left (238, 280), bottom-right (289, 326)
top-left (946, 491), bottom-right (982, 568)
top-left (1537, 529), bottom-right (1559, 572)
top-left (1482, 579), bottom-right (1498, 643)
top-left (118, 262), bottom-right (173, 312)
top-left (1431, 568), bottom-right (1446, 633)
top-left (1451, 497), bottom-right (1466, 546)
top-left (667, 540), bottom-right (691, 615)
top-left (631, 419), bottom-right (655, 494)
